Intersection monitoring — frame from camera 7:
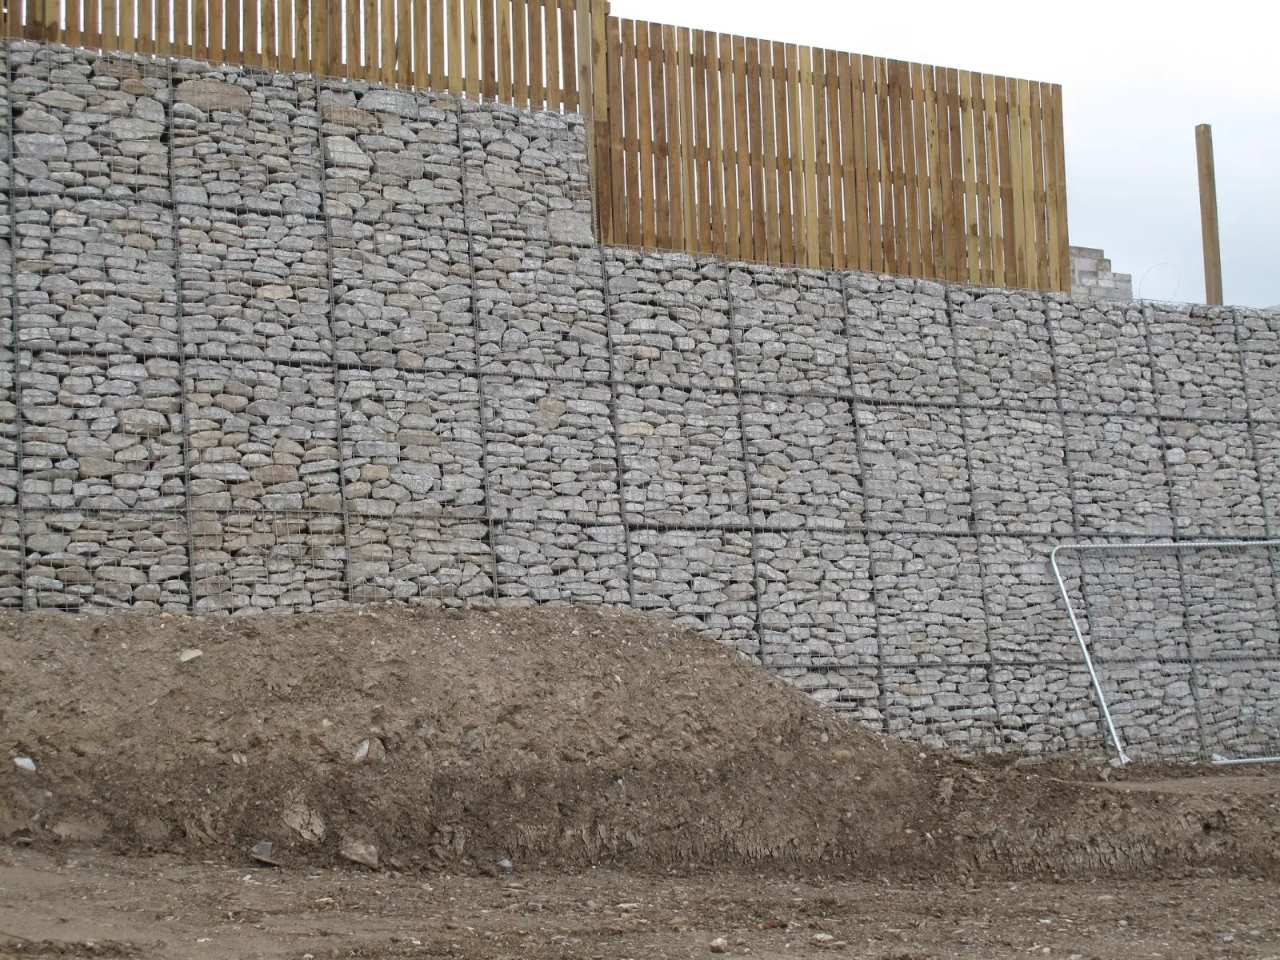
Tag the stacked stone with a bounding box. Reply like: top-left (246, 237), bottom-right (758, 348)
top-left (616, 383), bottom-right (748, 526)
top-left (495, 521), bottom-right (629, 605)
top-left (1198, 665), bottom-right (1280, 761)
top-left (882, 663), bottom-right (999, 750)
top-left (1065, 413), bottom-right (1172, 536)
top-left (778, 665), bottom-right (883, 724)
top-left (1180, 547), bottom-right (1279, 656)
top-left (346, 514), bottom-right (491, 606)
top-left (1164, 418), bottom-right (1265, 537)
top-left (172, 71), bottom-right (330, 365)
top-left (484, 376), bottom-right (619, 523)
top-left (1078, 552), bottom-right (1188, 662)
top-left (1048, 295), bottom-right (1154, 415)
top-left (1095, 659), bottom-right (1200, 760)
top-left (846, 275), bottom-right (959, 403)
top-left (25, 510), bottom-right (188, 611)
top-left (460, 100), bottom-right (592, 243)
top-left (322, 84), bottom-right (472, 370)
top-left (967, 410), bottom-right (1072, 535)
top-left (20, 350), bottom-right (184, 510)
top-left (629, 527), bottom-right (757, 657)
top-left (1237, 307), bottom-right (1280, 421)
top-left (10, 49), bottom-right (179, 357)
top-left (980, 536), bottom-right (1076, 662)
top-left (474, 237), bottom-right (610, 381)
top-left (872, 534), bottom-right (988, 664)
top-left (0, 514), bottom-right (19, 608)
top-left (951, 287), bottom-right (1058, 411)
top-left (857, 404), bottom-right (969, 530)
top-left (756, 530), bottom-right (876, 668)
top-left (728, 266), bottom-right (849, 394)
top-left (1147, 304), bottom-right (1249, 420)
top-left (339, 367), bottom-right (483, 518)
top-left (989, 662), bottom-right (1102, 755)
top-left (192, 510), bottom-right (345, 613)
top-left (742, 392), bottom-right (861, 531)
top-left (184, 358), bottom-right (340, 511)
top-left (607, 249), bottom-right (733, 390)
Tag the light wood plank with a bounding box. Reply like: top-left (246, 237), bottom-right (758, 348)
top-left (575, 0), bottom-right (592, 118)
top-left (945, 68), bottom-right (966, 281)
top-left (679, 28), bottom-right (698, 252)
top-left (995, 76), bottom-right (1018, 288)
top-left (511, 0), bottom-right (527, 105)
top-left (526, 0), bottom-right (542, 106)
top-left (1049, 83), bottom-right (1070, 292)
top-left (812, 48), bottom-right (833, 268)
top-left (606, 15), bottom-right (626, 245)
top-left (177, 0), bottom-right (193, 57)
top-left (850, 54), bottom-right (872, 272)
top-left (651, 22), bottom-right (671, 249)
top-left (495, 0), bottom-right (512, 102)
top-left (747, 37), bottom-right (768, 263)
top-left (66, 0), bottom-right (83, 47)
top-left (138, 0), bottom-right (153, 56)
top-left (734, 35), bottom-right (754, 262)
top-left (1019, 79), bottom-right (1037, 288)
top-left (824, 48), bottom-right (844, 269)
top-left (958, 70), bottom-right (979, 284)
top-left (544, 0), bottom-right (559, 107)
top-left (412, 0), bottom-right (427, 88)
top-left (429, 0), bottom-right (445, 89)
top-left (706, 32), bottom-right (726, 256)
top-left (588, 0), bottom-right (611, 244)
top-left (446, 0), bottom-right (463, 93)
top-left (464, 0), bottom-right (480, 98)
top-left (932, 65), bottom-right (953, 281)
top-left (636, 22), bottom-right (656, 248)
top-left (207, 0), bottom-right (222, 62)
top-left (720, 33), bottom-right (739, 259)
top-left (910, 62), bottom-right (931, 278)
top-left (894, 60), bottom-right (918, 279)
top-left (479, 0), bottom-right (496, 98)
top-left (663, 24), bottom-right (684, 251)
top-left (924, 65), bottom-right (946, 282)
top-left (874, 59), bottom-right (896, 274)
top-left (560, 0), bottom-right (577, 110)
top-left (836, 52), bottom-right (858, 271)
top-left (969, 73), bottom-right (991, 284)
top-left (1024, 80), bottom-right (1044, 289)
top-left (1006, 77), bottom-right (1027, 288)
top-left (623, 19), bottom-right (642, 246)
top-left (774, 41), bottom-right (795, 266)
top-left (120, 0), bottom-right (135, 51)
top-left (983, 71), bottom-right (1004, 287)
top-left (693, 29), bottom-right (713, 254)
top-left (760, 40), bottom-right (779, 264)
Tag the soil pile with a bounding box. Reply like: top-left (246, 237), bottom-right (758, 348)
top-left (1, 606), bottom-right (1276, 879)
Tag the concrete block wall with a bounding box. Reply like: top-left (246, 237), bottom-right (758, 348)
top-left (3, 40), bottom-right (1279, 761)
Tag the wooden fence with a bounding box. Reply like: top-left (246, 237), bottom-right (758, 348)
top-left (1, 0), bottom-right (1070, 291)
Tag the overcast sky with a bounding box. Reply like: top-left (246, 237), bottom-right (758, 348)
top-left (610, 0), bottom-right (1280, 308)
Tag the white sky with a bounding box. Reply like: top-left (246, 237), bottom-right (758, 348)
top-left (610, 0), bottom-right (1280, 308)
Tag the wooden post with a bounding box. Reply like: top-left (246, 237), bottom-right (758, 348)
top-left (1195, 123), bottom-right (1224, 306)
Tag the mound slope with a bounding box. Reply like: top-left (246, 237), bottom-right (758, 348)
top-left (1, 605), bottom-right (1276, 879)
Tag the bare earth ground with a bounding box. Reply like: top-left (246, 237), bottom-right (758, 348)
top-left (2, 605), bottom-right (1279, 958)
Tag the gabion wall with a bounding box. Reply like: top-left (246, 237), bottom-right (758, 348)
top-left (3, 40), bottom-right (1278, 760)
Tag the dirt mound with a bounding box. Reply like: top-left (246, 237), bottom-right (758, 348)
top-left (2, 606), bottom-right (1277, 880)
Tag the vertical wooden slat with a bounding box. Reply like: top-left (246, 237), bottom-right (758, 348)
top-left (575, 0), bottom-right (592, 117)
top-left (175, 0), bottom-right (192, 57)
top-left (679, 28), bottom-right (698, 252)
top-left (932, 66), bottom-right (951, 281)
top-left (720, 33), bottom-right (739, 259)
top-left (1019, 79), bottom-right (1038, 288)
top-left (411, 0), bottom-right (427, 89)
top-left (1049, 83), bottom-right (1070, 292)
top-left (66, 0), bottom-right (83, 47)
top-left (543, 0), bottom-right (559, 107)
top-left (958, 70), bottom-right (980, 284)
top-left (850, 54), bottom-right (872, 272)
top-left (746, 38), bottom-right (767, 263)
top-left (854, 55), bottom-right (876, 272)
top-left (663, 24), bottom-right (683, 252)
top-left (895, 61), bottom-right (919, 279)
top-left (636, 23), bottom-right (655, 248)
top-left (910, 63), bottom-right (931, 278)
top-left (228, 0), bottom-right (242, 62)
top-left (875, 59), bottom-right (896, 273)
top-left (246, 0), bottom-right (261, 66)
top-left (429, 0), bottom-right (445, 90)
top-left (606, 15), bottom-right (626, 246)
top-left (824, 49), bottom-right (844, 269)
top-left (759, 41), bottom-right (779, 264)
top-left (207, 0), bottom-right (222, 62)
top-left (446, 0), bottom-right (462, 92)
top-left (560, 0), bottom-right (577, 110)
top-left (380, 0), bottom-right (395, 85)
top-left (969, 73), bottom-right (991, 284)
top-left (945, 68), bottom-right (966, 282)
top-left (260, 0), bottom-right (276, 70)
top-left (525, 0), bottom-right (542, 106)
top-left (510, 0), bottom-right (527, 106)
top-left (590, 0), bottom-right (611, 243)
top-left (693, 29), bottom-right (712, 255)
top-left (495, 0), bottom-right (511, 102)
top-left (623, 19), bottom-right (642, 247)
top-left (1006, 78), bottom-right (1027, 288)
top-left (983, 73), bottom-right (1004, 287)
top-left (706, 33), bottom-right (726, 256)
top-left (812, 49), bottom-right (832, 268)
top-left (464, 0), bottom-right (480, 98)
top-left (398, 0), bottom-right (413, 87)
top-left (837, 53), bottom-right (858, 271)
top-left (297, 0), bottom-right (313, 74)
top-left (925, 65), bottom-right (946, 282)
top-left (773, 42), bottom-right (794, 267)
top-left (354, 0), bottom-right (369, 77)
top-left (1024, 80), bottom-right (1044, 289)
top-left (996, 76), bottom-right (1018, 288)
top-left (120, 0), bottom-right (135, 51)
top-left (651, 23), bottom-right (671, 250)
top-left (733, 35), bottom-right (754, 262)
top-left (477, 0), bottom-right (495, 98)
